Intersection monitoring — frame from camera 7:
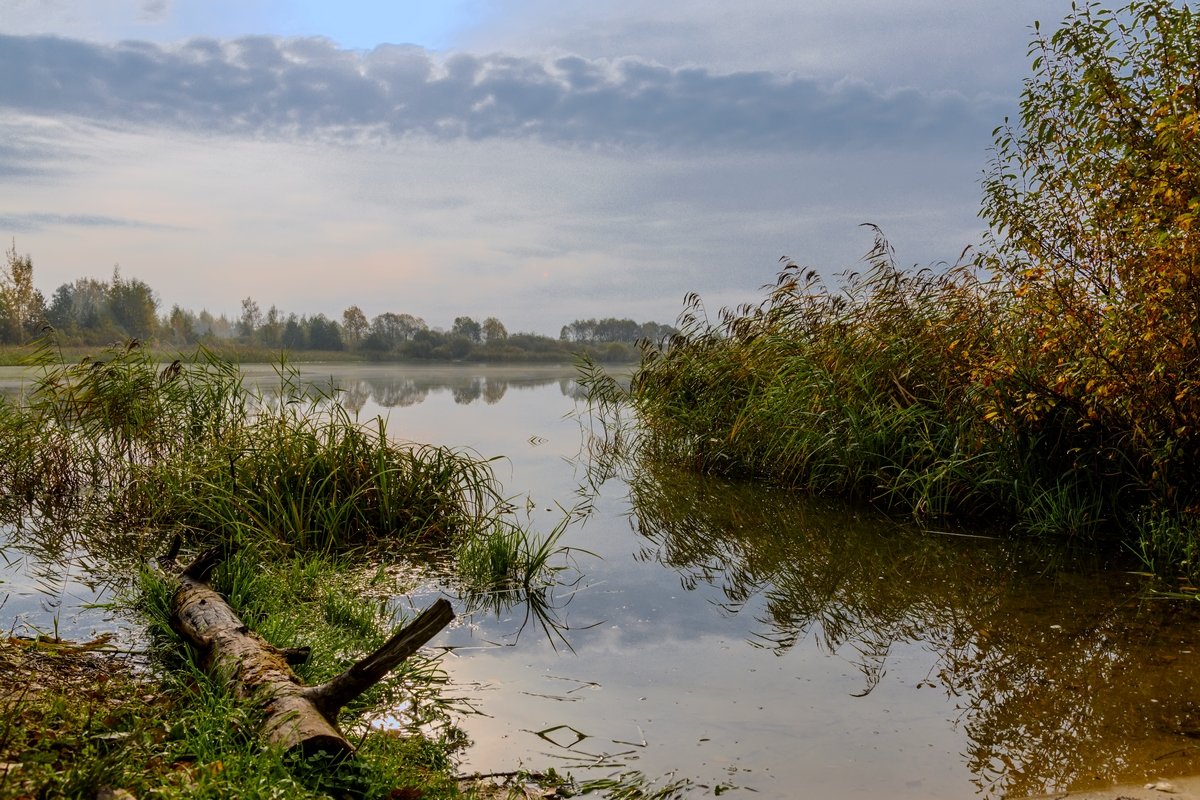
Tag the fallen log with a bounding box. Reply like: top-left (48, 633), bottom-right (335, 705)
top-left (166, 543), bottom-right (454, 759)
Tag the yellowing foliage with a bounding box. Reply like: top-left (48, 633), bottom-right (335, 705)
top-left (980, 0), bottom-right (1200, 512)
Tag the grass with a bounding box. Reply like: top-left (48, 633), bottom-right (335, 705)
top-left (0, 528), bottom-right (578, 799)
top-left (0, 618), bottom-right (468, 800)
top-left (454, 513), bottom-right (589, 650)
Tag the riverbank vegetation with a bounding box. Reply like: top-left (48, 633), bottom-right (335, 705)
top-left (0, 338), bottom-right (585, 798)
top-left (585, 0), bottom-right (1200, 578)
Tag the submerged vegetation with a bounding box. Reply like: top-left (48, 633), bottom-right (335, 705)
top-left (585, 0), bottom-right (1200, 578)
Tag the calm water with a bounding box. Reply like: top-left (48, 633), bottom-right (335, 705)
top-left (3, 363), bottom-right (1200, 799)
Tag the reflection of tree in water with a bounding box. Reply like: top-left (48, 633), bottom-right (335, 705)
top-left (627, 466), bottom-right (1200, 797)
top-left (452, 378), bottom-right (483, 405)
top-left (338, 380), bottom-right (373, 414)
top-left (482, 379), bottom-right (508, 405)
top-left (559, 379), bottom-right (587, 401)
top-left (371, 377), bottom-right (431, 408)
top-left (327, 374), bottom-right (563, 408)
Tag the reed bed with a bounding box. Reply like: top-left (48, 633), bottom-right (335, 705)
top-left (585, 228), bottom-right (1200, 577)
top-left (0, 338), bottom-right (505, 557)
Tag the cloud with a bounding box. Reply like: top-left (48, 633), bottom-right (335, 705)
top-left (0, 211), bottom-right (183, 232)
top-left (139, 0), bottom-right (172, 21)
top-left (452, 0), bottom-right (1068, 95)
top-left (0, 33), bottom-right (1006, 153)
top-left (0, 144), bottom-right (59, 179)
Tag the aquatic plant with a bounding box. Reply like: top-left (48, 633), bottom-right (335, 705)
top-left (596, 228), bottom-right (1013, 520)
top-left (590, 222), bottom-right (1197, 570)
top-left (454, 512), bottom-right (589, 650)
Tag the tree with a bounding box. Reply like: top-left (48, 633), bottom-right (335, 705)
top-left (165, 305), bottom-right (197, 345)
top-left (47, 277), bottom-right (116, 342)
top-left (107, 267), bottom-right (158, 340)
top-left (365, 312), bottom-right (427, 351)
top-left (282, 314), bottom-right (305, 349)
top-left (481, 316), bottom-right (508, 342)
top-left (979, 0), bottom-right (1200, 501)
top-left (0, 243), bottom-right (46, 344)
top-left (239, 297), bottom-right (262, 340)
top-left (307, 314), bottom-right (343, 351)
top-left (559, 317), bottom-right (655, 343)
top-left (452, 316), bottom-right (482, 343)
top-left (196, 310), bottom-right (235, 339)
top-left (259, 305), bottom-right (282, 348)
top-left (342, 305), bottom-right (369, 349)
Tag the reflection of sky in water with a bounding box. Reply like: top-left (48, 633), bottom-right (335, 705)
top-left (5, 363), bottom-right (1200, 798)
top-left (0, 524), bottom-right (131, 640)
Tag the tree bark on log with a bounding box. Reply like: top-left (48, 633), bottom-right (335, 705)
top-left (166, 543), bottom-right (454, 759)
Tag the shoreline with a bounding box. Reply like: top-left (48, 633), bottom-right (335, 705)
top-left (1020, 775), bottom-right (1200, 799)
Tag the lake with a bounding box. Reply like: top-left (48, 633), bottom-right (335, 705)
top-left (3, 362), bottom-right (1200, 799)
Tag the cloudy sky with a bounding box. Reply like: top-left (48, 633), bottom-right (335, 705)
top-left (0, 0), bottom-right (1071, 334)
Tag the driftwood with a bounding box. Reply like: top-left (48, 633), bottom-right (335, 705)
top-left (165, 542), bottom-right (454, 759)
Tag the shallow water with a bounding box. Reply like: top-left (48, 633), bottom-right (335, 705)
top-left (3, 362), bottom-right (1200, 798)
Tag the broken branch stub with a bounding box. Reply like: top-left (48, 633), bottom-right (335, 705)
top-left (168, 544), bottom-right (454, 758)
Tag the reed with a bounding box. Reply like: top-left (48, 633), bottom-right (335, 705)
top-left (454, 514), bottom-right (585, 649)
top-left (585, 228), bottom-right (1200, 576)
top-left (618, 230), bottom-right (1007, 517)
top-left (2, 337), bottom-right (506, 556)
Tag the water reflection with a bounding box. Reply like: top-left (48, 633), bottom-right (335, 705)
top-left (627, 464), bottom-right (1200, 796)
top-left (0, 364), bottom-right (587, 412)
top-left (260, 369), bottom-right (583, 413)
top-left (0, 516), bottom-right (155, 642)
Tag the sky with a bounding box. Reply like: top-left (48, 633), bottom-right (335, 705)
top-left (0, 0), bottom-right (1075, 335)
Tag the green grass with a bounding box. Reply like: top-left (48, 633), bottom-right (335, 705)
top-left (0, 627), bottom-right (466, 800)
top-left (453, 514), bottom-right (587, 650)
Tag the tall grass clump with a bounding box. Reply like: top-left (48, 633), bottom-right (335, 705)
top-left (453, 514), bottom-right (585, 648)
top-left (1, 336), bottom-right (505, 555)
top-left (605, 223), bottom-right (1200, 564)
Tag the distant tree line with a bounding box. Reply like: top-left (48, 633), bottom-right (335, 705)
top-left (560, 318), bottom-right (676, 345)
top-left (0, 245), bottom-right (674, 362)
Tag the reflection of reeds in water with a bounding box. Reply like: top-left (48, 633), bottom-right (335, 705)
top-left (454, 514), bottom-right (588, 651)
top-left (621, 461), bottom-right (1200, 797)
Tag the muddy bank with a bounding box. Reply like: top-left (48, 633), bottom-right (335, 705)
top-left (1022, 775), bottom-right (1200, 799)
